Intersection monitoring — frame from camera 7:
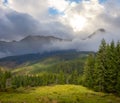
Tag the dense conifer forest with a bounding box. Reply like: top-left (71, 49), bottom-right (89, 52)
top-left (83, 39), bottom-right (120, 95)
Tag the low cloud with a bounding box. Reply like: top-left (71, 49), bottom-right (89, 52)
top-left (0, 0), bottom-right (120, 57)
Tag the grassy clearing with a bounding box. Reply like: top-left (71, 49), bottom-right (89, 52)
top-left (0, 85), bottom-right (120, 103)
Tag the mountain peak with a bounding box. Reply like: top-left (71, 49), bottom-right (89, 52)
top-left (20, 35), bottom-right (63, 42)
top-left (98, 28), bottom-right (106, 32)
top-left (82, 28), bottom-right (106, 40)
top-left (0, 35), bottom-right (72, 58)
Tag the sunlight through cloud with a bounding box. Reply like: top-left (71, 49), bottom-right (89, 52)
top-left (70, 15), bottom-right (87, 32)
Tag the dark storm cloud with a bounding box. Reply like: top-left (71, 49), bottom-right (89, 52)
top-left (0, 8), bottom-right (73, 41)
top-left (0, 9), bottom-right (41, 40)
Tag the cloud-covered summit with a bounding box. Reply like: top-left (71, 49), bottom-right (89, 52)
top-left (0, 0), bottom-right (120, 57)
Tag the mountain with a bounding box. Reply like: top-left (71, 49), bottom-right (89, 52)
top-left (0, 29), bottom-right (107, 58)
top-left (0, 35), bottom-right (69, 58)
top-left (20, 35), bottom-right (63, 42)
top-left (0, 50), bottom-right (92, 69)
top-left (82, 28), bottom-right (106, 40)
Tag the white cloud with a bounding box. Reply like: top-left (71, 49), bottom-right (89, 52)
top-left (5, 0), bottom-right (120, 35)
top-left (59, 0), bottom-right (105, 34)
top-left (0, 0), bottom-right (2, 4)
top-left (0, 0), bottom-right (120, 56)
top-left (48, 0), bottom-right (69, 12)
top-left (8, 0), bottom-right (49, 20)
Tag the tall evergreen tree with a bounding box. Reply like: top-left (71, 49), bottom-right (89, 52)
top-left (115, 41), bottom-right (120, 94)
top-left (83, 54), bottom-right (95, 88)
top-left (93, 39), bottom-right (107, 92)
top-left (105, 41), bottom-right (117, 92)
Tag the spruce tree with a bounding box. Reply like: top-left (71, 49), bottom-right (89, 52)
top-left (115, 41), bottom-right (120, 94)
top-left (94, 39), bottom-right (107, 92)
top-left (105, 41), bottom-right (117, 92)
top-left (83, 54), bottom-right (95, 88)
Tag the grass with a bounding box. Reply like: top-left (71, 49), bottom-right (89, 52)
top-left (0, 85), bottom-right (120, 103)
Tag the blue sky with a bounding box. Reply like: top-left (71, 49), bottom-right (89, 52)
top-left (2, 0), bottom-right (107, 15)
top-left (48, 0), bottom-right (108, 15)
top-left (99, 0), bottom-right (107, 3)
top-left (66, 0), bottom-right (82, 3)
top-left (48, 0), bottom-right (82, 15)
top-left (48, 8), bottom-right (63, 15)
top-left (3, 0), bottom-right (107, 3)
top-left (67, 0), bottom-right (107, 3)
top-left (3, 0), bottom-right (8, 4)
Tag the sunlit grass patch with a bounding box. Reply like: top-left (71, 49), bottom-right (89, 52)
top-left (0, 85), bottom-right (120, 103)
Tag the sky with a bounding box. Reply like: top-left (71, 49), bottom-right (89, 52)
top-left (0, 0), bottom-right (120, 51)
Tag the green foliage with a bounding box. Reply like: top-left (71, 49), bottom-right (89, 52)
top-left (83, 39), bottom-right (120, 95)
top-left (12, 55), bottom-right (86, 75)
top-left (11, 69), bottom-right (82, 88)
top-left (94, 39), bottom-right (107, 92)
top-left (10, 55), bottom-right (86, 88)
top-left (0, 67), bottom-right (11, 91)
top-left (0, 85), bottom-right (120, 103)
top-left (83, 54), bottom-right (95, 88)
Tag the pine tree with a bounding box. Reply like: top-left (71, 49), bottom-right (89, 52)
top-left (115, 41), bottom-right (120, 95)
top-left (58, 71), bottom-right (65, 84)
top-left (71, 70), bottom-right (79, 84)
top-left (83, 54), bottom-right (95, 88)
top-left (93, 39), bottom-right (107, 92)
top-left (105, 41), bottom-right (117, 92)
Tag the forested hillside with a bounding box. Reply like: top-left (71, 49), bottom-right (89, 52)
top-left (83, 39), bottom-right (120, 95)
top-left (0, 51), bottom-right (88, 90)
top-left (0, 50), bottom-right (89, 69)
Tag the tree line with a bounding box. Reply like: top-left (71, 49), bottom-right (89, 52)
top-left (11, 71), bottom-right (81, 88)
top-left (0, 59), bottom-right (84, 90)
top-left (83, 39), bottom-right (120, 95)
top-left (0, 68), bottom-right (11, 91)
top-left (1, 70), bottom-right (80, 91)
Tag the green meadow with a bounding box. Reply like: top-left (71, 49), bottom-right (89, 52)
top-left (0, 85), bottom-right (120, 103)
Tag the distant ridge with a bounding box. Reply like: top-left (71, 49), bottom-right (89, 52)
top-left (82, 28), bottom-right (106, 40)
top-left (0, 50), bottom-right (93, 69)
top-left (0, 35), bottom-right (67, 43)
top-left (0, 35), bottom-right (72, 58)
top-left (20, 35), bottom-right (64, 42)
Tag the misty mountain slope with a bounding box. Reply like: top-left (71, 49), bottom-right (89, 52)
top-left (0, 50), bottom-right (92, 69)
top-left (0, 35), bottom-right (68, 58)
top-left (11, 51), bottom-right (89, 75)
top-left (0, 29), bottom-right (112, 58)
